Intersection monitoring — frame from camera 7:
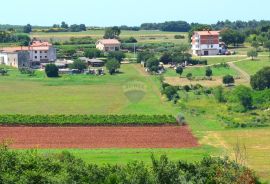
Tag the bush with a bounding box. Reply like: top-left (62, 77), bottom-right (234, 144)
top-left (223, 75), bottom-right (235, 86)
top-left (0, 68), bottom-right (8, 76)
top-left (19, 67), bottom-right (35, 76)
top-left (0, 114), bottom-right (177, 126)
top-left (0, 147), bottom-right (259, 184)
top-left (45, 64), bottom-right (59, 78)
top-left (176, 113), bottom-right (186, 125)
top-left (69, 59), bottom-right (87, 72)
top-left (162, 86), bottom-right (179, 102)
top-left (121, 37), bottom-right (137, 43)
top-left (108, 51), bottom-right (125, 62)
top-left (84, 48), bottom-right (102, 58)
top-left (251, 66), bottom-right (270, 90)
top-left (174, 35), bottom-right (185, 39)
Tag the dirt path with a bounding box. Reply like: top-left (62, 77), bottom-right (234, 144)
top-left (228, 59), bottom-right (250, 82)
top-left (0, 126), bottom-right (198, 149)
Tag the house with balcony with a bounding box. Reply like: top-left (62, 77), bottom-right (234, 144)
top-left (191, 31), bottom-right (226, 56)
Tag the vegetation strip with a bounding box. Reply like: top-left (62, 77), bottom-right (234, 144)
top-left (0, 114), bottom-right (177, 126)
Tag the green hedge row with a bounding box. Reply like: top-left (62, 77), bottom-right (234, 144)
top-left (0, 114), bottom-right (177, 126)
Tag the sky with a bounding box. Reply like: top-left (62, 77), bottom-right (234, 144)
top-left (1, 0), bottom-right (270, 26)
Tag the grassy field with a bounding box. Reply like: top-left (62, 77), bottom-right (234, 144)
top-left (0, 64), bottom-right (178, 115)
top-left (37, 146), bottom-right (220, 165)
top-left (193, 55), bottom-right (246, 65)
top-left (164, 66), bottom-right (239, 78)
top-left (31, 30), bottom-right (188, 44)
top-left (235, 56), bottom-right (270, 75)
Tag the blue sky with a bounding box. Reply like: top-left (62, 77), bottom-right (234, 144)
top-left (1, 0), bottom-right (269, 26)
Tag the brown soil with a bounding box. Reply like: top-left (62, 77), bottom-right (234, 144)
top-left (0, 126), bottom-right (198, 149)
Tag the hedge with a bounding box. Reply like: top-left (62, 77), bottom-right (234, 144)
top-left (0, 114), bottom-right (177, 126)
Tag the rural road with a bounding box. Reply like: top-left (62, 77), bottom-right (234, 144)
top-left (228, 61), bottom-right (250, 82)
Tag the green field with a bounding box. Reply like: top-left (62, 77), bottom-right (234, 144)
top-left (31, 30), bottom-right (188, 44)
top-left (37, 146), bottom-right (220, 165)
top-left (193, 55), bottom-right (246, 65)
top-left (235, 56), bottom-right (270, 75)
top-left (164, 66), bottom-right (239, 77)
top-left (0, 64), bottom-right (178, 115)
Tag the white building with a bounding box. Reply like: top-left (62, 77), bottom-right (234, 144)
top-left (191, 31), bottom-right (224, 56)
top-left (0, 40), bottom-right (57, 68)
top-left (96, 39), bottom-right (121, 52)
top-left (0, 51), bottom-right (30, 68)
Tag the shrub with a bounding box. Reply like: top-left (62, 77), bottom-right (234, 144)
top-left (176, 113), bottom-right (186, 125)
top-left (19, 67), bottom-right (35, 76)
top-left (223, 75), bottom-right (235, 86)
top-left (69, 59), bottom-right (87, 72)
top-left (174, 35), bottom-right (185, 39)
top-left (45, 64), bottom-right (59, 77)
top-left (0, 148), bottom-right (260, 184)
top-left (0, 114), bottom-right (177, 126)
top-left (84, 48), bottom-right (102, 58)
top-left (250, 66), bottom-right (270, 90)
top-left (0, 68), bottom-right (8, 76)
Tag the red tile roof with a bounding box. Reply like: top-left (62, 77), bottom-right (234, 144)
top-left (97, 39), bottom-right (120, 45)
top-left (0, 41), bottom-right (52, 52)
top-left (195, 31), bottom-right (220, 36)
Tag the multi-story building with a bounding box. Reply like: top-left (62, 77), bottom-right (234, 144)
top-left (191, 31), bottom-right (224, 56)
top-left (0, 40), bottom-right (57, 68)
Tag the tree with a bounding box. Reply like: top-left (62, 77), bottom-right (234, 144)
top-left (160, 52), bottom-right (172, 64)
top-left (223, 75), bottom-right (235, 86)
top-left (104, 27), bottom-right (121, 39)
top-left (84, 48), bottom-right (101, 58)
top-left (45, 64), bottom-right (59, 77)
top-left (205, 67), bottom-right (213, 78)
top-left (23, 24), bottom-right (32, 33)
top-left (247, 49), bottom-right (258, 60)
top-left (264, 40), bottom-right (270, 57)
top-left (162, 86), bottom-right (179, 102)
top-left (79, 24), bottom-right (86, 31)
top-left (61, 21), bottom-right (69, 29)
top-left (106, 59), bottom-right (120, 75)
top-left (146, 57), bottom-right (160, 73)
top-left (137, 51), bottom-right (154, 63)
top-left (220, 29), bottom-right (245, 46)
top-left (108, 51), bottom-right (125, 62)
top-left (186, 73), bottom-right (193, 80)
top-left (69, 60), bottom-right (87, 72)
top-left (251, 41), bottom-right (260, 51)
top-left (250, 67), bottom-right (270, 90)
top-left (176, 66), bottom-right (183, 77)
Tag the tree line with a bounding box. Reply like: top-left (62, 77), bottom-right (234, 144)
top-left (0, 146), bottom-right (259, 184)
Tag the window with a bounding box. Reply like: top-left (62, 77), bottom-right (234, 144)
top-left (45, 56), bottom-right (47, 58)
top-left (45, 51), bottom-right (47, 53)
top-left (35, 51), bottom-right (37, 54)
top-left (35, 56), bottom-right (37, 59)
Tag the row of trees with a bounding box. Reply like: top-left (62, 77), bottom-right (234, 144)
top-left (141, 21), bottom-right (191, 32)
top-left (0, 31), bottom-right (30, 45)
